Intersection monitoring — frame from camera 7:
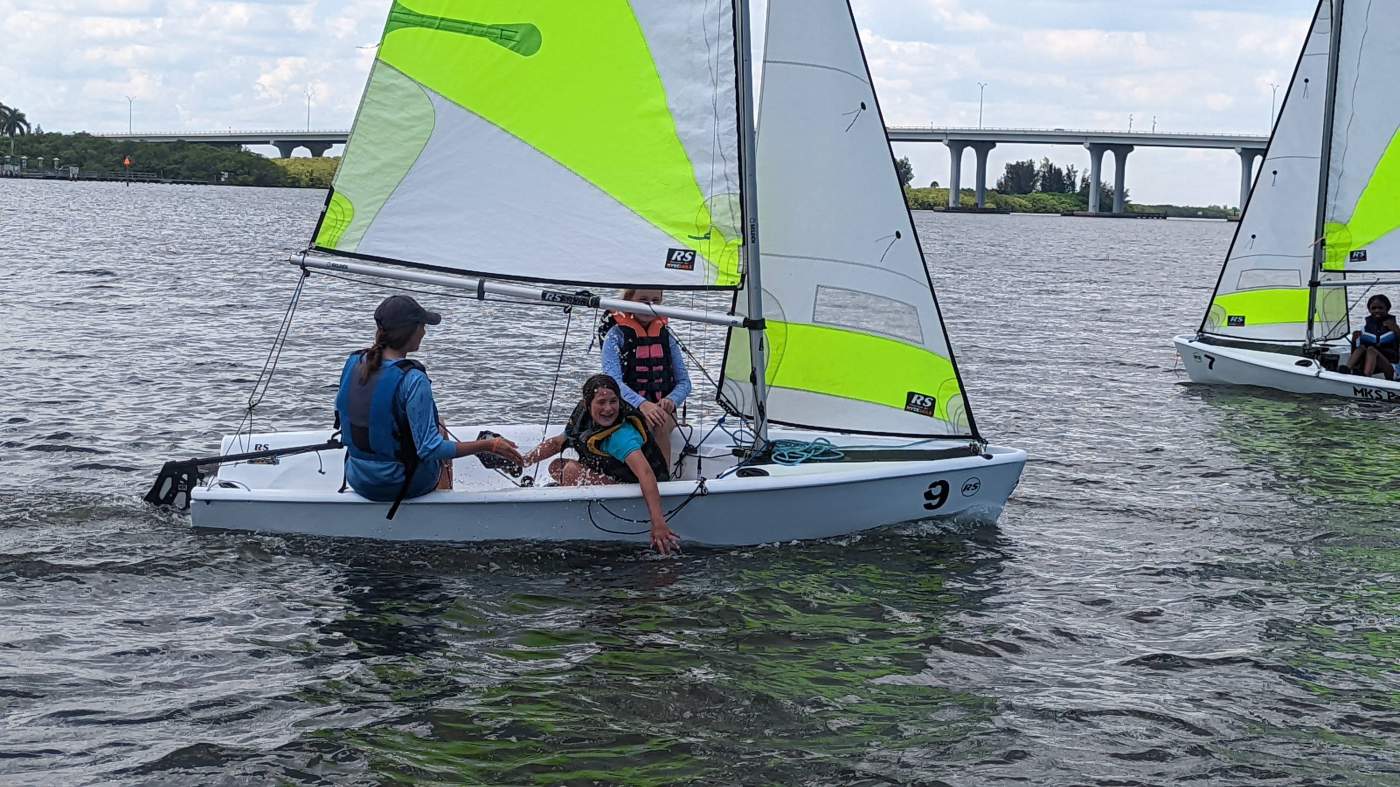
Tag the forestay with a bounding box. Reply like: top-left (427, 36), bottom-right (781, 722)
top-left (1322, 0), bottom-right (1400, 275)
top-left (719, 0), bottom-right (976, 438)
top-left (1202, 0), bottom-right (1347, 343)
top-left (311, 0), bottom-right (747, 290)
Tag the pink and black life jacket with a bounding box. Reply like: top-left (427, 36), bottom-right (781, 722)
top-left (609, 313), bottom-right (676, 404)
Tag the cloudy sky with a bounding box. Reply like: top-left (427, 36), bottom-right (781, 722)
top-left (0, 0), bottom-right (1315, 205)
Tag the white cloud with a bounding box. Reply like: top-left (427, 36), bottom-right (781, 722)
top-left (0, 0), bottom-right (1317, 203)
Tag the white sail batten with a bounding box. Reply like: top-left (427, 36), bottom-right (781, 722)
top-left (1202, 0), bottom-right (1348, 343)
top-left (719, 0), bottom-right (975, 438)
top-left (311, 1), bottom-right (747, 291)
top-left (1322, 0), bottom-right (1400, 275)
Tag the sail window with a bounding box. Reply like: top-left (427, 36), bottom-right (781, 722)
top-left (1235, 268), bottom-right (1304, 291)
top-left (812, 286), bottom-right (924, 345)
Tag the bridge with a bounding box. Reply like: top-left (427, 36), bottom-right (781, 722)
top-left (99, 125), bottom-right (1272, 212)
top-left (888, 126), bottom-right (1269, 213)
top-left (95, 130), bottom-right (347, 159)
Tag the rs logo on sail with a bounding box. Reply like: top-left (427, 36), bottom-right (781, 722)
top-left (665, 248), bottom-right (696, 271)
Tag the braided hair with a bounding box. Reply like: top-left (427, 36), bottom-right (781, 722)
top-left (360, 323), bottom-right (420, 383)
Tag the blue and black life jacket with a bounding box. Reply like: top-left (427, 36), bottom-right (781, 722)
top-left (1360, 315), bottom-right (1399, 360)
top-left (334, 351), bottom-right (432, 518)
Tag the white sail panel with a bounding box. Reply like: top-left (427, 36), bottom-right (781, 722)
top-left (313, 0), bottom-right (746, 290)
top-left (720, 0), bottom-right (973, 437)
top-left (1203, 0), bottom-right (1346, 343)
top-left (1323, 0), bottom-right (1400, 275)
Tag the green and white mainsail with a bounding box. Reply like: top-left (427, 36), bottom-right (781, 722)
top-left (312, 0), bottom-right (746, 290)
top-left (1202, 0), bottom-right (1347, 343)
top-left (718, 0), bottom-right (976, 438)
top-left (1322, 0), bottom-right (1400, 275)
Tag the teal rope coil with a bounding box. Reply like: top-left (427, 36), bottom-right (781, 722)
top-left (769, 438), bottom-right (845, 465)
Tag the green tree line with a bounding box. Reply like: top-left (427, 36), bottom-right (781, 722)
top-left (2, 116), bottom-right (340, 187)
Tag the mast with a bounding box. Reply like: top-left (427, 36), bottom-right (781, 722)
top-left (1306, 0), bottom-right (1344, 347)
top-left (735, 0), bottom-right (770, 443)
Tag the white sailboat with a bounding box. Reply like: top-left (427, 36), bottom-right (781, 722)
top-left (1175, 0), bottom-right (1400, 404)
top-left (165, 0), bottom-right (1027, 544)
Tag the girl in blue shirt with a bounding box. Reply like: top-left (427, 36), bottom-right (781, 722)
top-left (521, 374), bottom-right (680, 554)
top-left (600, 289), bottom-right (692, 468)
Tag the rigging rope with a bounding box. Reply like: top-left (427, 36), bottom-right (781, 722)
top-left (532, 304), bottom-right (575, 486)
top-left (586, 478), bottom-right (709, 536)
top-left (230, 266), bottom-right (307, 454)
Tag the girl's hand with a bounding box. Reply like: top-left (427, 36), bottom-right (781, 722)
top-left (659, 398), bottom-right (676, 415)
top-left (639, 401), bottom-right (667, 430)
top-left (490, 437), bottom-right (523, 465)
top-left (650, 520), bottom-right (681, 555)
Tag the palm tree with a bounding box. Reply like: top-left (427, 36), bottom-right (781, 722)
top-left (0, 105), bottom-right (31, 156)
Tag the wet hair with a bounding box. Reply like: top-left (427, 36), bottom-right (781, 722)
top-left (360, 322), bottom-right (420, 383)
top-left (1368, 294), bottom-right (1392, 312)
top-left (619, 288), bottom-right (662, 303)
top-left (582, 373), bottom-right (621, 406)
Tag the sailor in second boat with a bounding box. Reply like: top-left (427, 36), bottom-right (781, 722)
top-left (336, 295), bottom-right (523, 517)
top-left (1344, 295), bottom-right (1400, 380)
top-left (521, 374), bottom-right (681, 554)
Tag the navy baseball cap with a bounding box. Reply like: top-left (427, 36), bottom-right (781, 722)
top-left (375, 295), bottom-right (442, 329)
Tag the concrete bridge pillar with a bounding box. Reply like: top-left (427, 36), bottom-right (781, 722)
top-left (1086, 144), bottom-right (1106, 214)
top-left (1111, 145), bottom-right (1133, 214)
top-left (1236, 146), bottom-right (1265, 210)
top-left (945, 141), bottom-right (967, 207)
top-left (304, 142), bottom-right (332, 158)
top-left (274, 141), bottom-right (298, 159)
top-left (970, 142), bottom-right (996, 208)
top-left (1085, 143), bottom-right (1133, 214)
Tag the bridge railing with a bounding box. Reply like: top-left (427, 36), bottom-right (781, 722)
top-left (887, 125), bottom-right (1265, 140)
top-left (93, 130), bottom-right (351, 138)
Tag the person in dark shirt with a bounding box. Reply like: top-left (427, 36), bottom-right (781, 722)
top-left (1345, 294), bottom-right (1399, 380)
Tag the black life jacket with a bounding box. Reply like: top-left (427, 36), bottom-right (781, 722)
top-left (563, 400), bottom-right (671, 483)
top-left (608, 312), bottom-right (676, 404)
top-left (334, 351), bottom-right (432, 518)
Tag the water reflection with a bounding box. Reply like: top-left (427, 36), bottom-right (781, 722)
top-left (275, 533), bottom-right (1008, 783)
top-left (1185, 385), bottom-right (1400, 763)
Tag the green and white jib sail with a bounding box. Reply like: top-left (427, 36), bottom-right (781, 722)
top-left (1322, 0), bottom-right (1400, 276)
top-left (313, 0), bottom-right (746, 290)
top-left (1203, 0), bottom-right (1347, 343)
top-left (719, 0), bottom-right (976, 439)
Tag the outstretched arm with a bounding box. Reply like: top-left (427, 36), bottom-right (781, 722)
top-left (625, 451), bottom-right (680, 555)
top-left (520, 435), bottom-right (567, 467)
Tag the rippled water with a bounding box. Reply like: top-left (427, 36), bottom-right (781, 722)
top-left (3, 179), bottom-right (1399, 785)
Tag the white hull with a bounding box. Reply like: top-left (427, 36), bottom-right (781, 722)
top-left (1174, 335), bottom-right (1400, 404)
top-left (190, 424), bottom-right (1026, 546)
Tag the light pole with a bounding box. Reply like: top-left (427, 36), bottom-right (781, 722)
top-left (305, 85), bottom-right (314, 132)
top-left (1269, 82), bottom-right (1280, 128)
top-left (1152, 115), bottom-right (1157, 133)
top-left (125, 96), bottom-right (134, 134)
top-left (1128, 113), bottom-right (1134, 133)
top-left (977, 82), bottom-right (988, 129)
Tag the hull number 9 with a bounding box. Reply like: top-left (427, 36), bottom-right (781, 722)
top-left (923, 480), bottom-right (949, 510)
